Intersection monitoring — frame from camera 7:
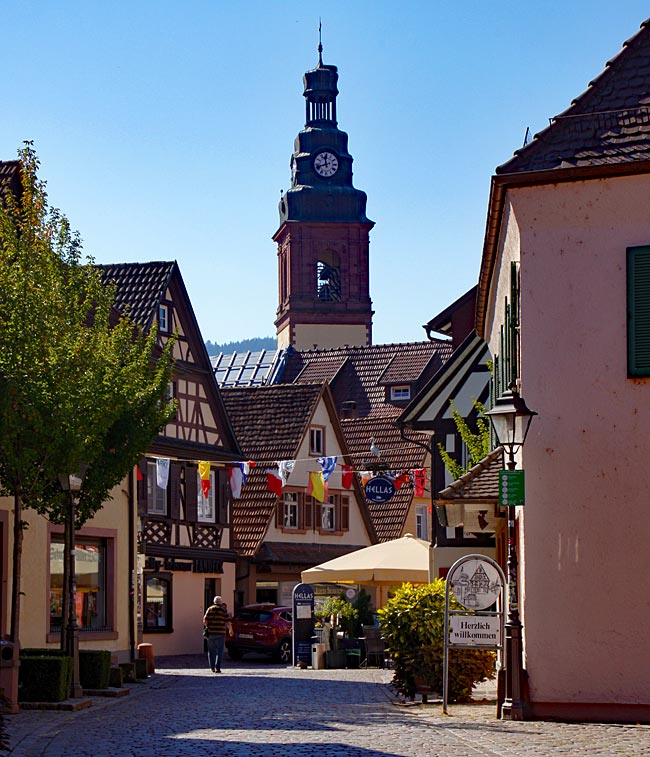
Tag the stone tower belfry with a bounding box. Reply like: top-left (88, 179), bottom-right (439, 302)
top-left (273, 42), bottom-right (374, 351)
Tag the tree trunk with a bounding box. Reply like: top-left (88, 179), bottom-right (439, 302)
top-left (9, 491), bottom-right (24, 644)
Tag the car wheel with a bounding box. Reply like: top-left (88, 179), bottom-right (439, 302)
top-left (227, 647), bottom-right (243, 661)
top-left (274, 638), bottom-right (292, 664)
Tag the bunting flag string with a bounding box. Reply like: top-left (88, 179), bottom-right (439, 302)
top-left (142, 446), bottom-right (432, 500)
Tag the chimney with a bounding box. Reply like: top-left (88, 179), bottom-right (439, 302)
top-left (341, 400), bottom-right (357, 419)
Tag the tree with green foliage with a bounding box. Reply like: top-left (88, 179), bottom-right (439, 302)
top-left (438, 398), bottom-right (491, 480)
top-left (378, 581), bottom-right (495, 702)
top-left (0, 143), bottom-right (176, 643)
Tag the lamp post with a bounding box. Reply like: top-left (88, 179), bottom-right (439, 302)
top-left (58, 467), bottom-right (87, 699)
top-left (485, 386), bottom-right (536, 721)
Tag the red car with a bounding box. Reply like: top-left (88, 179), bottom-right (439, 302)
top-left (226, 604), bottom-right (293, 664)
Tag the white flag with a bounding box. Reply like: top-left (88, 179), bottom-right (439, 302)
top-left (156, 458), bottom-right (170, 489)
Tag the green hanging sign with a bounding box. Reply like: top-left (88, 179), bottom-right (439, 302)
top-left (499, 469), bottom-right (525, 507)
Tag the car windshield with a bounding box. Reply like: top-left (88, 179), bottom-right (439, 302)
top-left (237, 609), bottom-right (274, 622)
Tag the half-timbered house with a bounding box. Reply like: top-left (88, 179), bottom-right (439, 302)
top-left (98, 262), bottom-right (242, 655)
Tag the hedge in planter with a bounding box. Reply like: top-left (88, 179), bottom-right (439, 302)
top-left (18, 655), bottom-right (72, 702)
top-left (79, 650), bottom-right (112, 689)
top-left (378, 580), bottom-right (496, 703)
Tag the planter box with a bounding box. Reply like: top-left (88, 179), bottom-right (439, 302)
top-left (325, 649), bottom-right (347, 669)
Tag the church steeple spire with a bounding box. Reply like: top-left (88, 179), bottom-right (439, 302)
top-left (273, 50), bottom-right (374, 351)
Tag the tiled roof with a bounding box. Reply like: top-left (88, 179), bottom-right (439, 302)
top-left (276, 341), bottom-right (452, 541)
top-left (254, 541), bottom-right (367, 566)
top-left (212, 349), bottom-right (281, 387)
top-left (436, 447), bottom-right (503, 502)
top-left (220, 384), bottom-right (324, 556)
top-left (346, 416), bottom-right (430, 541)
top-left (97, 261), bottom-right (175, 329)
top-left (0, 160), bottom-right (21, 200)
top-left (280, 341), bottom-right (451, 419)
top-left (498, 19), bottom-right (650, 174)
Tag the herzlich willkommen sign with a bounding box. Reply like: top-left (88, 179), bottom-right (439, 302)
top-left (449, 615), bottom-right (501, 647)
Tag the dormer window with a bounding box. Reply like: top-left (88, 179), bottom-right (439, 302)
top-left (158, 304), bottom-right (170, 333)
top-left (390, 385), bottom-right (411, 401)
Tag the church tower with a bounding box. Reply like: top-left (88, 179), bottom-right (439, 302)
top-left (273, 42), bottom-right (374, 350)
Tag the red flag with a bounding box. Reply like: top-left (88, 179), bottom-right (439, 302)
top-left (413, 468), bottom-right (427, 497)
top-left (393, 472), bottom-right (410, 491)
top-left (136, 465), bottom-right (144, 481)
top-left (266, 470), bottom-right (283, 496)
top-left (341, 464), bottom-right (354, 490)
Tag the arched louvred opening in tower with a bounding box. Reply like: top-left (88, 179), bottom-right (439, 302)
top-left (316, 250), bottom-right (341, 302)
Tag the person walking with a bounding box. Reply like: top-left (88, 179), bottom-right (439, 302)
top-left (203, 595), bottom-right (229, 673)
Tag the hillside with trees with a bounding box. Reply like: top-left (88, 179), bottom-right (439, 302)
top-left (205, 337), bottom-right (275, 356)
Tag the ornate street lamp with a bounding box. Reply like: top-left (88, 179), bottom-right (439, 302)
top-left (486, 386), bottom-right (536, 721)
top-left (58, 466), bottom-right (87, 699)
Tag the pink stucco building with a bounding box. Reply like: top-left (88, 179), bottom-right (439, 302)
top-left (477, 18), bottom-right (650, 721)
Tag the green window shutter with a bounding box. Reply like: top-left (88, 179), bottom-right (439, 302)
top-left (627, 246), bottom-right (650, 376)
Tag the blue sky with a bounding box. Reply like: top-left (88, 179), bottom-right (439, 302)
top-left (2, 2), bottom-right (649, 345)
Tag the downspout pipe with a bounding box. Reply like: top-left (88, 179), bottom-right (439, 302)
top-left (128, 467), bottom-right (136, 662)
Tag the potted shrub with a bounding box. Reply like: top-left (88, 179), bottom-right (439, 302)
top-left (378, 580), bottom-right (496, 702)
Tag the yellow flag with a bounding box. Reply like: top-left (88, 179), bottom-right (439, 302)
top-left (198, 461), bottom-right (211, 497)
top-left (308, 471), bottom-right (325, 502)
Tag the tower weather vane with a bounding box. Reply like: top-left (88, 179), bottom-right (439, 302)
top-left (318, 18), bottom-right (323, 65)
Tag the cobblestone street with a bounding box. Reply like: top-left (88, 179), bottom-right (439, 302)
top-left (5, 656), bottom-right (650, 756)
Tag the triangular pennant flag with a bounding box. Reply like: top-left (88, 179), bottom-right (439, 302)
top-left (136, 465), bottom-right (144, 482)
top-left (341, 464), bottom-right (354, 490)
top-left (198, 461), bottom-right (211, 498)
top-left (317, 456), bottom-right (338, 482)
top-left (307, 470), bottom-right (326, 502)
top-left (266, 469), bottom-right (284, 496)
top-left (156, 458), bottom-right (170, 490)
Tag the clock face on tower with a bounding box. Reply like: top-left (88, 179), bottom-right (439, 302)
top-left (313, 151), bottom-right (339, 177)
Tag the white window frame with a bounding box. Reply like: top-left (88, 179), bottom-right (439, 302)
top-left (390, 385), bottom-right (411, 401)
top-left (416, 504), bottom-right (428, 541)
top-left (158, 303), bottom-right (170, 333)
top-left (197, 470), bottom-right (216, 523)
top-left (147, 462), bottom-right (167, 515)
top-left (309, 427), bottom-right (324, 456)
top-left (321, 498), bottom-right (336, 531)
top-left (283, 492), bottom-right (299, 529)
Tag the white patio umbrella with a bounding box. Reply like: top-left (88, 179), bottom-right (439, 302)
top-left (301, 533), bottom-right (430, 587)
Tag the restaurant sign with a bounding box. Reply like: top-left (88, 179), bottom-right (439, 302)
top-left (365, 476), bottom-right (396, 503)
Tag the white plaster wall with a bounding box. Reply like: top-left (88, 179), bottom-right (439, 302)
top-left (0, 480), bottom-right (132, 657)
top-left (490, 175), bottom-right (650, 705)
top-left (265, 397), bottom-right (371, 547)
top-left (143, 562), bottom-right (235, 656)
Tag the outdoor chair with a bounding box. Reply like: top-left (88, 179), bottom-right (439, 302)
top-left (360, 625), bottom-right (385, 668)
